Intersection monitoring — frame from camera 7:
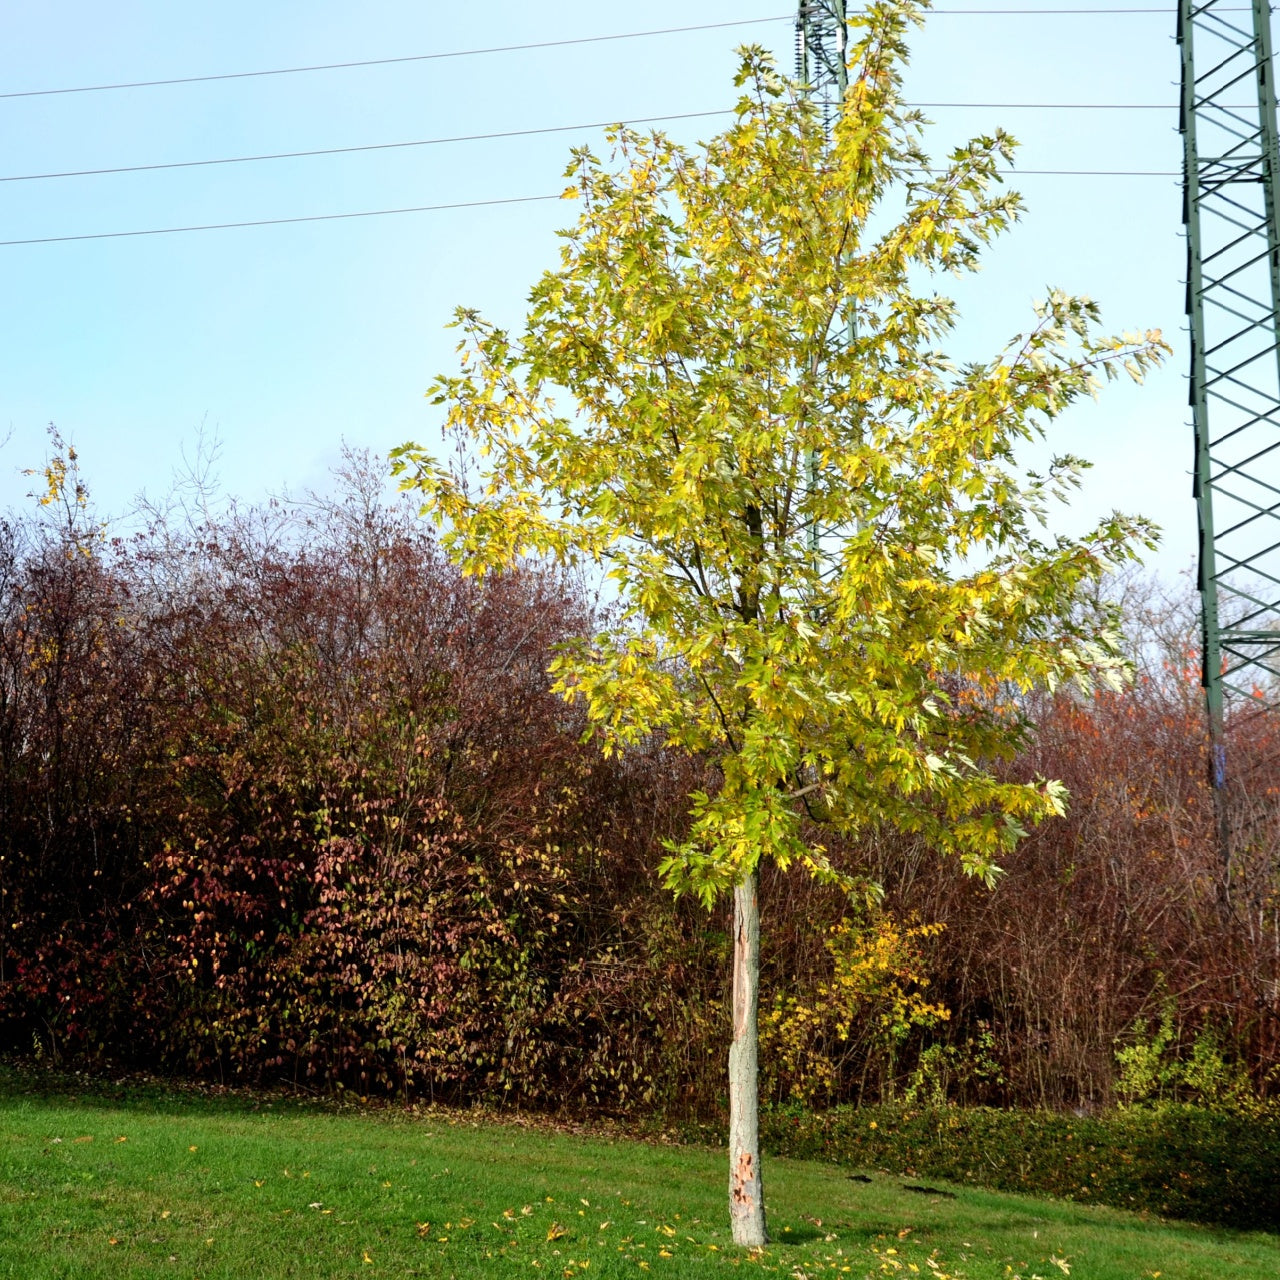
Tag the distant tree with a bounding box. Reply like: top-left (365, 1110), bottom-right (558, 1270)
top-left (393, 0), bottom-right (1166, 1245)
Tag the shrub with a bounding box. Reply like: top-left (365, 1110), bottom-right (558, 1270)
top-left (0, 449), bottom-right (726, 1107)
top-left (4, 443), bottom-right (1280, 1121)
top-left (759, 1102), bottom-right (1280, 1231)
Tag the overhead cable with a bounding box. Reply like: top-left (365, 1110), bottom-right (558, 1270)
top-left (0, 194), bottom-right (565, 247)
top-left (0, 18), bottom-right (791, 100)
top-left (0, 169), bottom-right (1183, 248)
top-left (1, 103), bottom-right (1195, 186)
top-left (1, 10), bottom-right (1244, 102)
top-left (1, 111), bottom-right (730, 183)
top-left (911, 101), bottom-right (1184, 107)
top-left (929, 4), bottom-right (1247, 9)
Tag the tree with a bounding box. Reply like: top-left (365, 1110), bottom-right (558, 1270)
top-left (393, 0), bottom-right (1167, 1246)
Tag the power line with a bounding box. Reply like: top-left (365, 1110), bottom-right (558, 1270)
top-left (0, 18), bottom-right (792, 100)
top-left (0, 111), bottom-right (730, 184)
top-left (0, 103), bottom-right (1193, 186)
top-left (0, 194), bottom-right (565, 247)
top-left (0, 167), bottom-right (1184, 248)
top-left (911, 101), bottom-right (1181, 107)
top-left (1012, 167), bottom-right (1177, 174)
top-left (930, 5), bottom-right (1246, 9)
top-left (1, 10), bottom-right (1243, 102)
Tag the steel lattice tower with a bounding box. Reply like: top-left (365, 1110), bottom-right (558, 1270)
top-left (797, 1), bottom-right (851, 555)
top-left (1180, 0), bottom-right (1280, 851)
top-left (795, 1), bottom-right (849, 128)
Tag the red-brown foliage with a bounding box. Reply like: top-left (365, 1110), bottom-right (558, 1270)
top-left (853, 581), bottom-right (1280, 1109)
top-left (0, 456), bottom-right (720, 1106)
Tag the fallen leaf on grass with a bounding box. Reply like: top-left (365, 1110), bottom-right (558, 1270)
top-left (547, 1223), bottom-right (568, 1241)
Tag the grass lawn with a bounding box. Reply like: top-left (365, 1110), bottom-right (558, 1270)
top-left (0, 1080), bottom-right (1275, 1278)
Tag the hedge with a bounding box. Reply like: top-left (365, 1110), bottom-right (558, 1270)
top-left (752, 1103), bottom-right (1280, 1231)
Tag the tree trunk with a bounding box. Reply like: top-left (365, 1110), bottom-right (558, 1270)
top-left (728, 869), bottom-right (768, 1247)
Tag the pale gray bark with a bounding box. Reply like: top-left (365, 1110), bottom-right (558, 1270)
top-left (728, 870), bottom-right (768, 1247)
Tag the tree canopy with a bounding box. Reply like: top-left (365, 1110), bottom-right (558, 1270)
top-left (393, 1), bottom-right (1167, 905)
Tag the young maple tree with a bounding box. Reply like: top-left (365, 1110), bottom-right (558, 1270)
top-left (394, 0), bottom-right (1166, 1246)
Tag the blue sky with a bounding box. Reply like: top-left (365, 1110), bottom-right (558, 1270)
top-left (1, 2), bottom-right (1193, 577)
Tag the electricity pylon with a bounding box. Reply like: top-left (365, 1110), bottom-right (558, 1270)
top-left (796, 1), bottom-right (850, 556)
top-left (795, 1), bottom-right (849, 129)
top-left (1180, 0), bottom-right (1280, 858)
